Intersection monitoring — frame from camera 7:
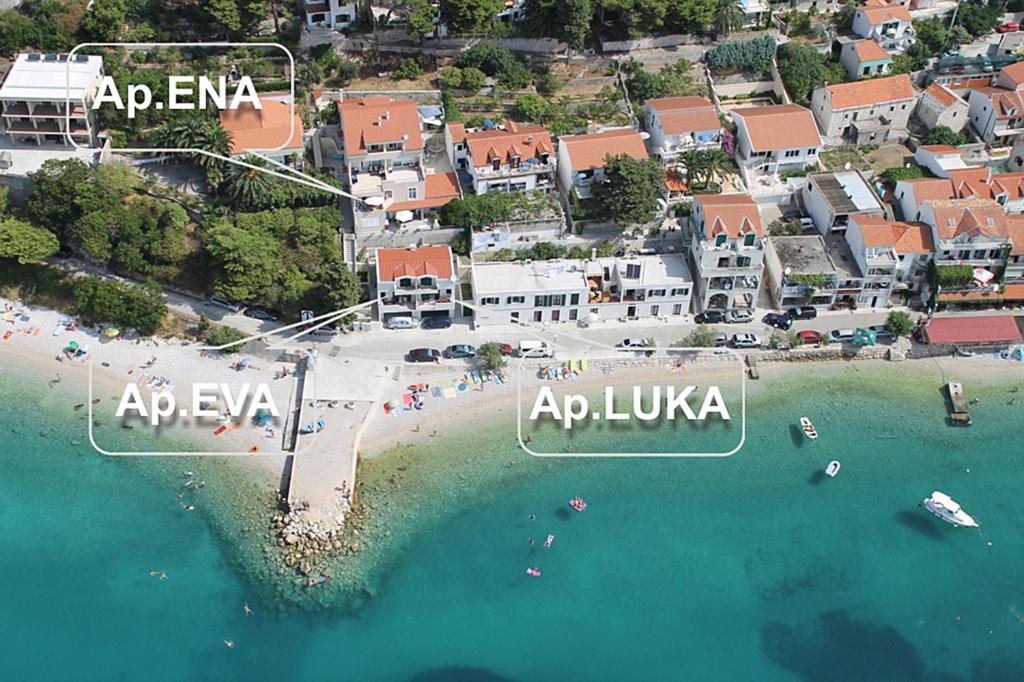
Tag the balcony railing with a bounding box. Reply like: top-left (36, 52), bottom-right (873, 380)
top-left (475, 161), bottom-right (555, 178)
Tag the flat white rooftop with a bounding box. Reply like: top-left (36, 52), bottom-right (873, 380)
top-left (601, 254), bottom-right (692, 286)
top-left (811, 171), bottom-right (883, 214)
top-left (0, 53), bottom-right (104, 102)
top-left (472, 259), bottom-right (588, 295)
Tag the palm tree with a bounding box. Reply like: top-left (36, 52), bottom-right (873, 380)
top-left (714, 0), bottom-right (746, 37)
top-left (682, 148), bottom-right (706, 188)
top-left (222, 154), bottom-right (275, 210)
top-left (703, 148), bottom-right (731, 185)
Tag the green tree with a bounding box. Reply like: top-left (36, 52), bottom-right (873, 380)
top-left (0, 217), bottom-right (60, 264)
top-left (515, 93), bottom-right (550, 122)
top-left (221, 155), bottom-right (275, 210)
top-left (535, 67), bottom-right (560, 95)
top-left (393, 57), bottom-right (424, 80)
top-left (777, 43), bottom-right (845, 104)
top-left (925, 125), bottom-right (963, 146)
top-left (461, 66), bottom-right (487, 90)
top-left (206, 220), bottom-right (280, 302)
top-left (885, 310), bottom-right (914, 337)
top-left (207, 0), bottom-right (242, 38)
top-left (81, 0), bottom-right (126, 41)
top-left (834, 0), bottom-right (856, 31)
top-left (594, 154), bottom-right (665, 225)
top-left (947, 25), bottom-right (971, 48)
top-left (525, 0), bottom-right (593, 51)
top-left (914, 18), bottom-right (947, 54)
top-left (311, 257), bottom-right (362, 314)
top-left (73, 277), bottom-right (167, 335)
top-left (477, 342), bottom-right (508, 371)
top-left (684, 325), bottom-right (716, 347)
top-left (407, 0), bottom-right (437, 37)
top-left (26, 158), bottom-right (92, 243)
top-left (714, 0), bottom-right (745, 37)
top-left (72, 211), bottom-right (116, 263)
top-left (457, 42), bottom-right (533, 88)
top-left (206, 324), bottom-right (247, 352)
top-left (443, 0), bottom-right (502, 34)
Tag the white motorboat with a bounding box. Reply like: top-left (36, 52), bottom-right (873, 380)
top-left (825, 461), bottom-right (841, 478)
top-left (923, 491), bottom-right (978, 528)
top-left (800, 417), bottom-right (818, 440)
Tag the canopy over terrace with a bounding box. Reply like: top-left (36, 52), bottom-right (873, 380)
top-left (923, 315), bottom-right (1023, 345)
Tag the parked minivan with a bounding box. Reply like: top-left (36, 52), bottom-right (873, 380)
top-left (518, 339), bottom-right (554, 358)
top-left (385, 316), bottom-right (416, 330)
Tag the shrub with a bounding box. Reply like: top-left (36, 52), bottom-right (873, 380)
top-left (705, 34), bottom-right (776, 72)
top-left (881, 166), bottom-right (926, 183)
top-left (206, 325), bottom-right (247, 352)
top-left (393, 58), bottom-right (424, 80)
top-left (73, 276), bottom-right (167, 335)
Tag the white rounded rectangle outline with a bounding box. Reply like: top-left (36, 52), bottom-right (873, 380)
top-left (65, 42), bottom-right (295, 153)
top-left (86, 355), bottom-right (320, 457)
top-left (514, 346), bottom-right (747, 457)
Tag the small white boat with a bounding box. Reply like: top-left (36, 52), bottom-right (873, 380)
top-left (825, 461), bottom-right (841, 478)
top-left (923, 491), bottom-right (978, 528)
top-left (800, 417), bottom-right (818, 440)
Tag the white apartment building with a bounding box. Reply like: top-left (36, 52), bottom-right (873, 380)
top-left (339, 96), bottom-right (460, 236)
top-left (730, 105), bottom-right (822, 181)
top-left (445, 120), bottom-right (556, 195)
top-left (642, 96), bottom-right (721, 164)
top-left (304, 0), bottom-right (357, 29)
top-left (847, 213), bottom-right (934, 294)
top-left (802, 171), bottom-right (885, 235)
top-left (374, 245), bottom-right (458, 323)
top-left (556, 128), bottom-right (648, 200)
top-left (687, 194), bottom-right (765, 312)
top-left (918, 199), bottom-right (1012, 296)
top-left (470, 254), bottom-right (693, 327)
top-left (810, 74), bottom-right (917, 145)
top-left (852, 0), bottom-right (915, 54)
top-left (966, 61), bottom-right (1024, 145)
top-left (838, 39), bottom-right (893, 81)
top-left (0, 53), bottom-right (104, 147)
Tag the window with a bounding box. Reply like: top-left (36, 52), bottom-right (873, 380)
top-left (385, 142), bottom-right (403, 151)
top-left (808, 148), bottom-right (817, 155)
top-left (743, 233), bottom-right (755, 246)
top-left (570, 293), bottom-right (580, 305)
top-left (511, 311), bottom-right (520, 320)
top-left (481, 297), bottom-right (499, 305)
top-left (625, 264), bottom-right (641, 278)
top-left (718, 257), bottom-right (729, 268)
top-left (737, 256), bottom-right (751, 267)
top-left (419, 276), bottom-right (433, 286)
top-left (407, 187), bottom-right (418, 200)
top-left (649, 289), bottom-right (666, 297)
top-left (398, 277), bottom-right (413, 288)
top-left (651, 305), bottom-right (660, 316)
top-left (715, 234), bottom-right (727, 246)
top-left (506, 295), bottom-right (525, 304)
top-left (670, 287), bottom-right (689, 296)
top-left (534, 294), bottom-right (566, 307)
top-left (569, 309), bottom-right (578, 321)
top-left (672, 304), bottom-right (683, 315)
top-left (551, 309), bottom-right (560, 322)
top-left (533, 311), bottom-right (542, 322)
top-left (510, 156), bottom-right (521, 169)
top-left (492, 158), bottom-right (501, 171)
top-left (784, 149), bottom-right (800, 158)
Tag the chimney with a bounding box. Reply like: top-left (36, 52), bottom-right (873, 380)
top-left (385, 111), bottom-right (391, 121)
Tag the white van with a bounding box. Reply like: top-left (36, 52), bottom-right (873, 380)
top-left (518, 339), bottom-right (554, 358)
top-left (385, 316), bottom-right (416, 330)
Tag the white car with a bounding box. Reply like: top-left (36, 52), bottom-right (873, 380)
top-left (725, 309), bottom-right (754, 324)
top-left (731, 333), bottom-right (762, 349)
top-left (618, 338), bottom-right (648, 350)
top-left (829, 328), bottom-right (855, 342)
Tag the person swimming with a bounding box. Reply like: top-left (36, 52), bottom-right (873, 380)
top-left (243, 602), bottom-right (252, 617)
top-left (224, 640), bottom-right (235, 649)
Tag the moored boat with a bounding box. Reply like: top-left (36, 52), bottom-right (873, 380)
top-left (569, 497), bottom-right (587, 512)
top-left (923, 491), bottom-right (978, 528)
top-left (800, 417), bottom-right (818, 440)
top-left (825, 461), bottom-right (841, 478)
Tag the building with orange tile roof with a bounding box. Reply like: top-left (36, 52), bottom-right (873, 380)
top-left (852, 0), bottom-right (915, 53)
top-left (219, 100), bottom-right (304, 163)
top-left (894, 177), bottom-right (957, 221)
top-left (966, 84), bottom-right (1024, 144)
top-left (555, 127), bottom-right (648, 199)
top-left (811, 74), bottom-right (917, 144)
top-left (915, 199), bottom-right (1013, 296)
top-left (303, 0), bottom-right (357, 30)
top-left (444, 120), bottom-right (556, 195)
top-left (642, 96), bottom-right (722, 163)
top-left (847, 213), bottom-right (935, 297)
top-left (688, 194), bottom-right (766, 312)
top-left (914, 82), bottom-right (969, 134)
top-left (373, 245), bottom-right (457, 323)
top-left (801, 171), bottom-right (885, 235)
top-left (337, 96), bottom-right (460, 236)
top-left (730, 104), bottom-right (822, 180)
top-left (838, 38), bottom-right (894, 81)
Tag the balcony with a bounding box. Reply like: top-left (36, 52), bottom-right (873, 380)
top-left (475, 160), bottom-right (555, 179)
top-left (381, 295), bottom-right (452, 310)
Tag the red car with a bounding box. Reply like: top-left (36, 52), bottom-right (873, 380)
top-left (797, 330), bottom-right (823, 345)
top-left (998, 22), bottom-right (1019, 33)
top-left (498, 343), bottom-right (513, 356)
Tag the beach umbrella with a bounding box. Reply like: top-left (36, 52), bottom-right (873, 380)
top-left (395, 210), bottom-right (415, 223)
top-left (364, 196), bottom-right (385, 207)
top-left (66, 341), bottom-right (79, 352)
top-left (853, 327), bottom-right (877, 346)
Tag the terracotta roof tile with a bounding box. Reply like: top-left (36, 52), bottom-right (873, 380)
top-left (1007, 214), bottom-right (1024, 254)
top-left (339, 97), bottom-right (422, 157)
top-left (998, 60), bottom-right (1024, 87)
top-left (919, 144), bottom-right (960, 155)
top-left (859, 0), bottom-right (912, 24)
top-left (386, 172), bottom-right (460, 212)
top-left (923, 82), bottom-right (961, 108)
top-left (559, 128), bottom-right (648, 171)
top-left (376, 245), bottom-right (453, 282)
top-left (695, 193), bottom-right (763, 238)
top-left (731, 104), bottom-right (821, 152)
top-left (457, 121), bottom-right (554, 168)
top-left (972, 86), bottom-right (1024, 120)
top-left (853, 39), bottom-right (892, 63)
top-left (219, 100), bottom-right (303, 155)
top-left (923, 198), bottom-right (1008, 240)
top-left (826, 74), bottom-right (916, 110)
top-left (902, 177), bottom-right (955, 203)
top-left (854, 214), bottom-right (935, 253)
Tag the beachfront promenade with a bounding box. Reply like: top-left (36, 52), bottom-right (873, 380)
top-left (284, 355), bottom-right (391, 523)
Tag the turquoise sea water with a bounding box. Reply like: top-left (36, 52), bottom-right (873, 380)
top-left (2, 362), bottom-right (1024, 681)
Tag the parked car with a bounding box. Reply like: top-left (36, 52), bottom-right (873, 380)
top-left (713, 332), bottom-right (728, 348)
top-left (829, 328), bottom-right (855, 342)
top-left (695, 310), bottom-right (725, 324)
top-left (244, 306), bottom-right (279, 322)
top-left (304, 324), bottom-right (338, 338)
top-left (443, 344), bottom-right (476, 359)
top-left (497, 343), bottom-right (514, 356)
top-left (518, 339), bottom-right (554, 358)
top-left (998, 21), bottom-right (1019, 33)
top-left (725, 309), bottom-right (754, 324)
top-left (618, 338), bottom-right (648, 350)
top-left (868, 325), bottom-right (894, 339)
top-left (763, 313), bottom-right (793, 330)
top-left (421, 316), bottom-right (452, 330)
top-left (210, 295), bottom-right (242, 313)
top-left (407, 348), bottom-right (441, 363)
top-left (386, 316), bottom-right (416, 330)
top-left (787, 306), bottom-right (817, 320)
top-left (796, 330), bottom-right (823, 345)
top-left (731, 333), bottom-right (762, 349)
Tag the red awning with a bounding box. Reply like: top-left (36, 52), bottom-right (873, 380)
top-left (925, 315), bottom-right (1022, 345)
